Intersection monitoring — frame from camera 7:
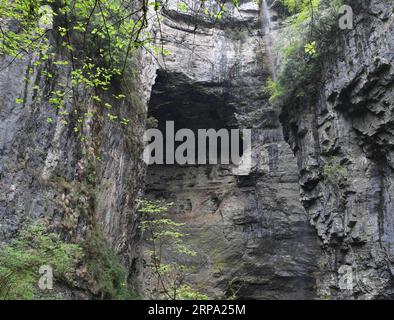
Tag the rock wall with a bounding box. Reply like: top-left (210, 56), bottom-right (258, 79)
top-left (0, 30), bottom-right (155, 296)
top-left (280, 0), bottom-right (394, 299)
top-left (144, 0), bottom-right (322, 299)
top-left (5, 0), bottom-right (393, 301)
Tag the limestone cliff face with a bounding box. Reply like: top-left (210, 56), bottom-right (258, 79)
top-left (280, 0), bottom-right (394, 299)
top-left (0, 36), bottom-right (154, 296)
top-left (3, 0), bottom-right (393, 301)
top-left (144, 0), bottom-right (322, 299)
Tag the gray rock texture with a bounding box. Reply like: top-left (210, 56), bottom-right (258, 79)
top-left (3, 0), bottom-right (393, 300)
top-left (280, 0), bottom-right (394, 299)
top-left (144, 0), bottom-right (322, 299)
top-left (0, 35), bottom-right (153, 296)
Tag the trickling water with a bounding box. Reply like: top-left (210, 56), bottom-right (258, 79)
top-left (261, 0), bottom-right (272, 35)
top-left (261, 0), bottom-right (277, 80)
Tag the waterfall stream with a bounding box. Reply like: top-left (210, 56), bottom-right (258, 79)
top-left (261, 0), bottom-right (272, 34)
top-left (261, 0), bottom-right (277, 80)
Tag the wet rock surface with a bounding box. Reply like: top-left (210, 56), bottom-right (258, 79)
top-left (144, 0), bottom-right (322, 299)
top-left (3, 0), bottom-right (393, 300)
top-left (0, 43), bottom-right (153, 296)
top-left (280, 0), bottom-right (394, 299)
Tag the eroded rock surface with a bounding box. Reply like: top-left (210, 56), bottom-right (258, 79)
top-left (0, 38), bottom-right (154, 297)
top-left (144, 0), bottom-right (322, 299)
top-left (280, 0), bottom-right (394, 299)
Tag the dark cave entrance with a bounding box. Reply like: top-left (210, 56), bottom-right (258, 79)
top-left (146, 70), bottom-right (243, 165)
top-left (143, 69), bottom-right (245, 296)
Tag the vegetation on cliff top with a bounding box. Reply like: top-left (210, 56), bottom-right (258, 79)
top-left (265, 0), bottom-right (346, 107)
top-left (0, 0), bottom-right (248, 301)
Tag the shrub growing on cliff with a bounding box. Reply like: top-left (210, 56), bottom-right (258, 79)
top-left (323, 157), bottom-right (348, 185)
top-left (266, 0), bottom-right (345, 106)
top-left (0, 221), bottom-right (82, 300)
top-left (0, 0), bottom-right (257, 138)
top-left (138, 199), bottom-right (208, 300)
top-left (0, 0), bottom-right (158, 138)
top-left (83, 224), bottom-right (133, 300)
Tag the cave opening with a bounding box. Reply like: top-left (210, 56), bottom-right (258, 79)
top-left (146, 70), bottom-right (244, 166)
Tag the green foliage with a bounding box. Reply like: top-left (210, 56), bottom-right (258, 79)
top-left (304, 41), bottom-right (317, 57)
top-left (177, 285), bottom-right (209, 300)
top-left (177, 2), bottom-right (188, 13)
top-left (146, 116), bottom-right (159, 129)
top-left (323, 157), bottom-right (347, 185)
top-left (0, 219), bottom-right (133, 300)
top-left (0, 0), bottom-right (156, 135)
top-left (282, 0), bottom-right (304, 14)
top-left (267, 0), bottom-right (345, 107)
top-left (84, 225), bottom-right (132, 300)
top-left (264, 77), bottom-right (285, 104)
top-left (0, 0), bottom-right (249, 134)
top-left (0, 221), bottom-right (82, 300)
top-left (0, 0), bottom-right (50, 58)
top-left (282, 0), bottom-right (320, 22)
top-left (138, 199), bottom-right (208, 300)
top-left (49, 164), bottom-right (133, 299)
